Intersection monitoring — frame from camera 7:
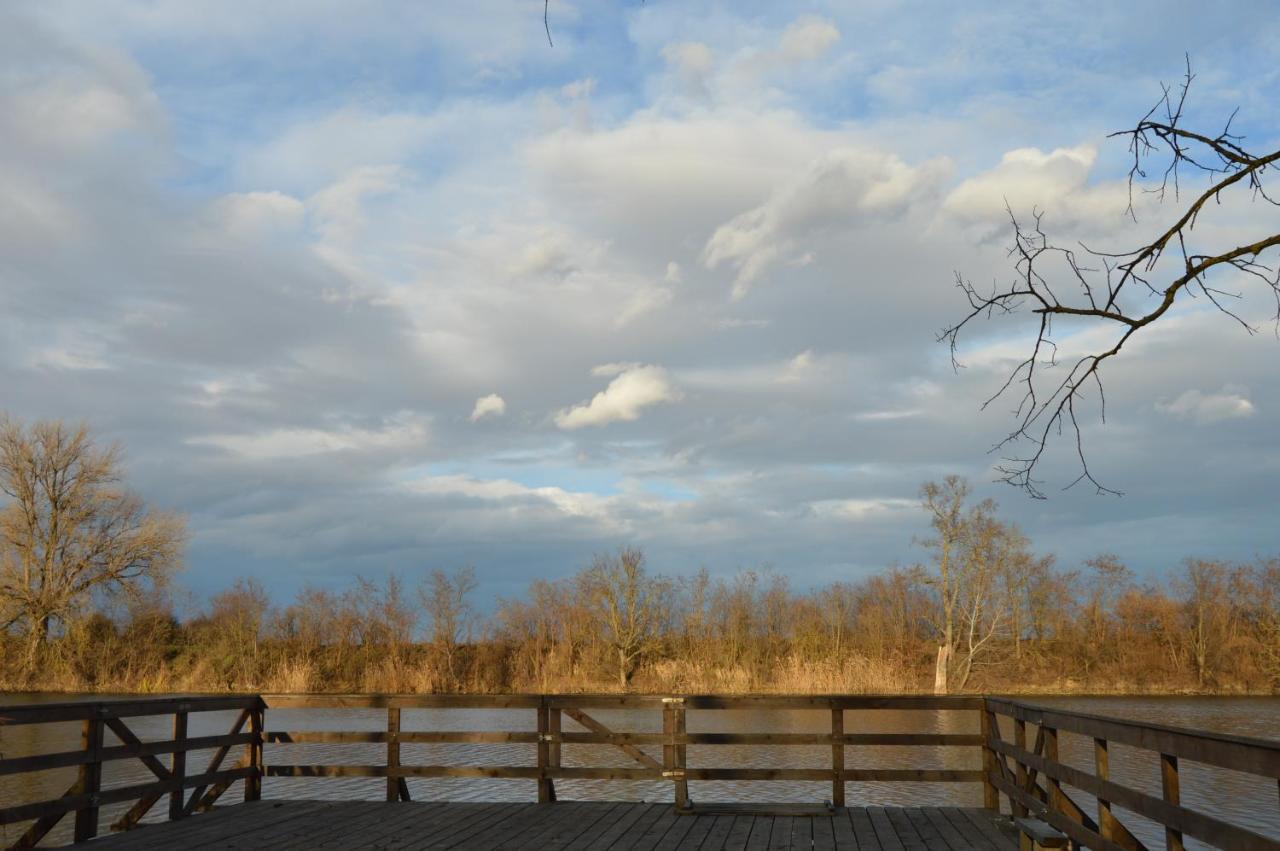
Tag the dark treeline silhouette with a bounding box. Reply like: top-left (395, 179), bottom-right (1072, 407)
top-left (3, 475), bottom-right (1277, 695)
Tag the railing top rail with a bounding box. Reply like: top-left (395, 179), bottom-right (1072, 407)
top-left (0, 694), bottom-right (263, 726)
top-left (260, 693), bottom-right (985, 710)
top-left (987, 696), bottom-right (1280, 777)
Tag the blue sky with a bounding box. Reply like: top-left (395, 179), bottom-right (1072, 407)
top-left (2, 1), bottom-right (1277, 609)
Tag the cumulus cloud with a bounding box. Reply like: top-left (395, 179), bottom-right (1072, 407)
top-left (470, 393), bottom-right (506, 421)
top-left (1157, 387), bottom-right (1256, 424)
top-left (555, 364), bottom-right (680, 429)
top-left (703, 147), bottom-right (949, 297)
top-left (943, 145), bottom-right (1097, 223)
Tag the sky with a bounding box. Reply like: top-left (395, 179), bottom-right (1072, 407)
top-left (1, 1), bottom-right (1278, 608)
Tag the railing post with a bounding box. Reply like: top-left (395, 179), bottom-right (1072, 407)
top-left (979, 702), bottom-right (998, 811)
top-left (169, 708), bottom-right (189, 820)
top-left (387, 707), bottom-right (401, 802)
top-left (246, 702), bottom-right (263, 802)
top-left (537, 700), bottom-right (554, 803)
top-left (831, 707), bottom-right (845, 808)
top-left (1013, 718), bottom-right (1028, 818)
top-left (73, 713), bottom-right (104, 842)
top-left (1042, 725), bottom-right (1062, 817)
top-left (673, 701), bottom-right (688, 811)
top-left (549, 706), bottom-right (562, 798)
top-left (1095, 738), bottom-right (1121, 842)
top-left (1161, 753), bottom-right (1184, 851)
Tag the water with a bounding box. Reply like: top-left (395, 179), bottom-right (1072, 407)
top-left (1, 694), bottom-right (1276, 848)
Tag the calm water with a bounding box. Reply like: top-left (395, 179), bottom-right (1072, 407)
top-left (1, 694), bottom-right (1276, 848)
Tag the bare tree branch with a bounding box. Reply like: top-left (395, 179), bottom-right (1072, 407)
top-left (941, 65), bottom-right (1280, 498)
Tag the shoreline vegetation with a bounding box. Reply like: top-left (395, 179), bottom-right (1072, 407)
top-left (5, 543), bottom-right (1277, 698)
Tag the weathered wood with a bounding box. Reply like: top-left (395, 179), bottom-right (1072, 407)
top-left (169, 709), bottom-right (188, 821)
top-left (985, 735), bottom-right (1280, 850)
top-left (831, 707), bottom-right (845, 808)
top-left (538, 701), bottom-right (554, 803)
top-left (73, 716), bottom-right (103, 842)
top-left (1161, 753), bottom-right (1184, 851)
top-left (981, 708), bottom-right (999, 810)
top-left (562, 706), bottom-right (662, 770)
top-left (986, 696), bottom-right (1280, 778)
top-left (9, 778), bottom-right (80, 849)
top-left (182, 708), bottom-right (251, 816)
top-left (673, 701), bottom-right (689, 811)
top-left (387, 707), bottom-right (401, 802)
top-left (0, 695), bottom-right (261, 726)
top-left (247, 704), bottom-right (263, 802)
top-left (0, 766), bottom-right (254, 826)
top-left (0, 730), bottom-right (255, 777)
top-left (1012, 719), bottom-right (1028, 819)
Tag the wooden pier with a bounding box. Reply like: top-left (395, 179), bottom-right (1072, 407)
top-left (38, 800), bottom-right (1016, 850)
top-left (2, 694), bottom-right (1278, 849)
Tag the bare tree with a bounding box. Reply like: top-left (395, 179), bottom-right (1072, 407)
top-left (942, 62), bottom-right (1280, 497)
top-left (0, 417), bottom-right (186, 669)
top-left (420, 567), bottom-right (477, 690)
top-left (582, 546), bottom-right (670, 688)
top-left (918, 476), bottom-right (1031, 692)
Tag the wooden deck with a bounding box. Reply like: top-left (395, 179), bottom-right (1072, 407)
top-left (61, 801), bottom-right (1017, 850)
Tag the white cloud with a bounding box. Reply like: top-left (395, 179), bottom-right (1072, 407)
top-left (778, 16), bottom-right (841, 62)
top-left (189, 415), bottom-right (429, 460)
top-left (662, 41), bottom-right (715, 97)
top-left (1156, 387), bottom-right (1256, 424)
top-left (213, 191), bottom-right (305, 238)
top-left (470, 393), bottom-right (506, 421)
top-left (943, 145), bottom-right (1098, 223)
top-left (703, 146), bottom-right (949, 297)
top-left (808, 497), bottom-right (918, 520)
top-left (556, 364), bottom-right (681, 429)
top-left (615, 286), bottom-right (674, 327)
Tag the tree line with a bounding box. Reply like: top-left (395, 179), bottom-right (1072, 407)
top-left (2, 418), bottom-right (1277, 694)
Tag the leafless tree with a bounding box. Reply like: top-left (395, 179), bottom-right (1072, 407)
top-left (918, 476), bottom-right (1033, 692)
top-left (582, 546), bottom-right (671, 688)
top-left (0, 417), bottom-right (186, 669)
top-left (942, 62), bottom-right (1280, 498)
top-left (420, 567), bottom-right (477, 690)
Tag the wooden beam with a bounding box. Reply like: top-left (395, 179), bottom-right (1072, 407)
top-left (562, 708), bottom-right (661, 770)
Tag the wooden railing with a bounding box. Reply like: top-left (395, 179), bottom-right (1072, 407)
top-left (260, 694), bottom-right (987, 813)
top-left (0, 696), bottom-right (263, 849)
top-left (7, 693), bottom-right (1278, 849)
top-left (983, 697), bottom-right (1280, 851)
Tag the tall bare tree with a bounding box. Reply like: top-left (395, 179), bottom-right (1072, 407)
top-left (421, 566), bottom-right (476, 690)
top-left (582, 546), bottom-right (670, 688)
top-left (918, 476), bottom-right (1033, 692)
top-left (942, 63), bottom-right (1280, 497)
top-left (0, 417), bottom-right (185, 668)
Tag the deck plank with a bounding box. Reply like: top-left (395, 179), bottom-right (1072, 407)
top-left (50, 801), bottom-right (1019, 849)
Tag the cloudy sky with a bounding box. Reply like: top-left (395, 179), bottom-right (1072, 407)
top-left (2, 1), bottom-right (1277, 606)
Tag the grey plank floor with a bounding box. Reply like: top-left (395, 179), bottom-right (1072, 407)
top-left (62, 801), bottom-right (1017, 850)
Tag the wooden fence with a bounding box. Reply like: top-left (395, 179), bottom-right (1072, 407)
top-left (3, 694), bottom-right (1279, 849)
top-left (0, 696), bottom-right (263, 848)
top-left (983, 697), bottom-right (1280, 851)
top-left (260, 694), bottom-right (987, 812)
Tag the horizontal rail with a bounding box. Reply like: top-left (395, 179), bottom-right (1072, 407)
top-left (0, 766), bottom-right (253, 826)
top-left (986, 697), bottom-right (1280, 777)
top-left (0, 695), bottom-right (262, 726)
top-left (261, 693), bottom-right (984, 710)
top-left (0, 732), bottom-right (257, 776)
top-left (265, 730), bottom-right (980, 746)
top-left (265, 764), bottom-right (983, 783)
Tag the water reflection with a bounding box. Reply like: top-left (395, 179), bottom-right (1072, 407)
top-left (1, 695), bottom-right (1276, 849)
